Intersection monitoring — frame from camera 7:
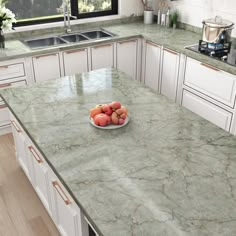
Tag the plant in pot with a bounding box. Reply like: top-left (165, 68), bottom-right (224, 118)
top-left (141, 0), bottom-right (154, 24)
top-left (0, 0), bottom-right (16, 48)
top-left (171, 10), bottom-right (178, 29)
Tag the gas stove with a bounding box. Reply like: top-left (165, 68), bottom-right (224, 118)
top-left (186, 40), bottom-right (236, 67)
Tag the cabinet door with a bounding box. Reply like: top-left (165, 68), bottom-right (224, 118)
top-left (184, 57), bottom-right (236, 108)
top-left (182, 89), bottom-right (232, 131)
top-left (26, 143), bottom-right (52, 214)
top-left (63, 48), bottom-right (89, 76)
top-left (32, 53), bottom-right (61, 82)
top-left (10, 118), bottom-right (32, 181)
top-left (144, 41), bottom-right (161, 92)
top-left (50, 174), bottom-right (82, 236)
top-left (91, 43), bottom-right (113, 70)
top-left (160, 48), bottom-right (180, 101)
top-left (116, 39), bottom-right (137, 79)
top-left (0, 103), bottom-right (10, 128)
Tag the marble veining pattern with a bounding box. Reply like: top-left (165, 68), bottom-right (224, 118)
top-left (1, 22), bottom-right (236, 75)
top-left (1, 68), bottom-right (236, 236)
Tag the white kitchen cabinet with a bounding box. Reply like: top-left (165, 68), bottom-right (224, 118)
top-left (144, 41), bottom-right (161, 92)
top-left (182, 89), bottom-right (232, 131)
top-left (10, 113), bottom-right (33, 181)
top-left (0, 59), bottom-right (28, 136)
top-left (116, 39), bottom-right (137, 79)
top-left (160, 48), bottom-right (180, 101)
top-left (63, 48), bottom-right (89, 76)
top-left (0, 102), bottom-right (9, 129)
top-left (184, 57), bottom-right (236, 108)
top-left (91, 43), bottom-right (114, 70)
top-left (26, 141), bottom-right (52, 214)
top-left (32, 53), bottom-right (61, 82)
top-left (49, 171), bottom-right (83, 236)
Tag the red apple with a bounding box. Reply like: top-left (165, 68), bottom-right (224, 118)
top-left (110, 101), bottom-right (121, 111)
top-left (90, 107), bottom-right (102, 118)
top-left (93, 113), bottom-right (111, 126)
top-left (111, 109), bottom-right (127, 125)
top-left (102, 104), bottom-right (113, 116)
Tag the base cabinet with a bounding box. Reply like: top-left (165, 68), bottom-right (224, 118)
top-left (91, 43), bottom-right (114, 70)
top-left (50, 173), bottom-right (83, 236)
top-left (160, 48), bottom-right (180, 101)
top-left (32, 53), bottom-right (61, 82)
top-left (144, 41), bottom-right (161, 92)
top-left (63, 48), bottom-right (89, 76)
top-left (26, 141), bottom-right (52, 214)
top-left (116, 39), bottom-right (137, 79)
top-left (9, 111), bottom-right (96, 236)
top-left (182, 90), bottom-right (232, 131)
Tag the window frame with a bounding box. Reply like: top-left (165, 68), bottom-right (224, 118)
top-left (13, 0), bottom-right (118, 27)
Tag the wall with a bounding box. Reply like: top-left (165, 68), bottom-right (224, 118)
top-left (119, 0), bottom-right (144, 17)
top-left (154, 0), bottom-right (236, 37)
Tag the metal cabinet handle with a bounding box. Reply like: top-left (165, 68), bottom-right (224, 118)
top-left (0, 83), bottom-right (11, 88)
top-left (93, 44), bottom-right (112, 49)
top-left (0, 65), bottom-right (8, 69)
top-left (35, 53), bottom-right (58, 59)
top-left (0, 104), bottom-right (7, 109)
top-left (28, 146), bottom-right (43, 163)
top-left (118, 40), bottom-right (137, 44)
top-left (200, 63), bottom-right (220, 71)
top-left (146, 41), bottom-right (160, 48)
top-left (164, 48), bottom-right (178, 55)
top-left (52, 181), bottom-right (71, 205)
top-left (11, 120), bottom-right (21, 133)
top-left (65, 48), bottom-right (86, 54)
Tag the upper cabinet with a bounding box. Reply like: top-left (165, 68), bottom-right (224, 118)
top-left (63, 48), bottom-right (89, 76)
top-left (32, 53), bottom-right (62, 82)
top-left (160, 48), bottom-right (180, 101)
top-left (116, 39), bottom-right (138, 79)
top-left (144, 41), bottom-right (161, 92)
top-left (91, 43), bottom-right (114, 70)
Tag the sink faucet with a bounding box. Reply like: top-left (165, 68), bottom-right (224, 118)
top-left (57, 0), bottom-right (77, 34)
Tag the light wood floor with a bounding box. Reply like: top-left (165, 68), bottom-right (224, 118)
top-left (0, 133), bottom-right (60, 236)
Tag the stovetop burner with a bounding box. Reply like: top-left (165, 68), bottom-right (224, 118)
top-left (198, 40), bottom-right (231, 58)
top-left (186, 40), bottom-right (236, 66)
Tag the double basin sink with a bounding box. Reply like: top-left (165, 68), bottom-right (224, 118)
top-left (24, 29), bottom-right (116, 50)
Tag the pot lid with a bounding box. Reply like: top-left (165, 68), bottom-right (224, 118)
top-left (203, 16), bottom-right (234, 28)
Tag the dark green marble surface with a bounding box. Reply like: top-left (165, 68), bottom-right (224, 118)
top-left (1, 22), bottom-right (236, 76)
top-left (1, 68), bottom-right (236, 236)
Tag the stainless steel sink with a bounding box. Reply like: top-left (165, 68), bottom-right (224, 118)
top-left (60, 33), bottom-right (89, 43)
top-left (80, 30), bottom-right (114, 39)
top-left (24, 36), bottom-right (67, 49)
top-left (23, 29), bottom-right (116, 49)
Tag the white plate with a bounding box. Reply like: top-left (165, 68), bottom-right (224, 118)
top-left (89, 116), bottom-right (130, 129)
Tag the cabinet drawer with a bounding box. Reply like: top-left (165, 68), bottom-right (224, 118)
top-left (0, 79), bottom-right (27, 89)
top-left (184, 57), bottom-right (236, 107)
top-left (182, 90), bottom-right (232, 131)
top-left (0, 63), bottom-right (25, 81)
top-left (0, 103), bottom-right (10, 127)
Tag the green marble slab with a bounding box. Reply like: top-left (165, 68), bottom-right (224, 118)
top-left (1, 68), bottom-right (236, 236)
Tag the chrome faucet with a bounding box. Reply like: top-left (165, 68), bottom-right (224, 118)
top-left (57, 0), bottom-right (77, 34)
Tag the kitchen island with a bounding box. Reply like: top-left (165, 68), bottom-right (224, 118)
top-left (1, 68), bottom-right (236, 236)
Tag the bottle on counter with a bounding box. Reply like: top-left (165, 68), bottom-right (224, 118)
top-left (157, 9), bottom-right (161, 25)
top-left (166, 8), bottom-right (170, 27)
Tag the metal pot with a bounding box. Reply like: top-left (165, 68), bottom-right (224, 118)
top-left (202, 16), bottom-right (234, 44)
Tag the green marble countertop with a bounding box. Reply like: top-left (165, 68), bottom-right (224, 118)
top-left (1, 22), bottom-right (236, 76)
top-left (1, 68), bottom-right (236, 236)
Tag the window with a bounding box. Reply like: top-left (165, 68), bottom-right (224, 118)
top-left (7, 0), bottom-right (118, 27)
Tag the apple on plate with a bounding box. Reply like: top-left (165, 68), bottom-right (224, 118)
top-left (111, 108), bottom-right (127, 125)
top-left (93, 113), bottom-right (111, 127)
